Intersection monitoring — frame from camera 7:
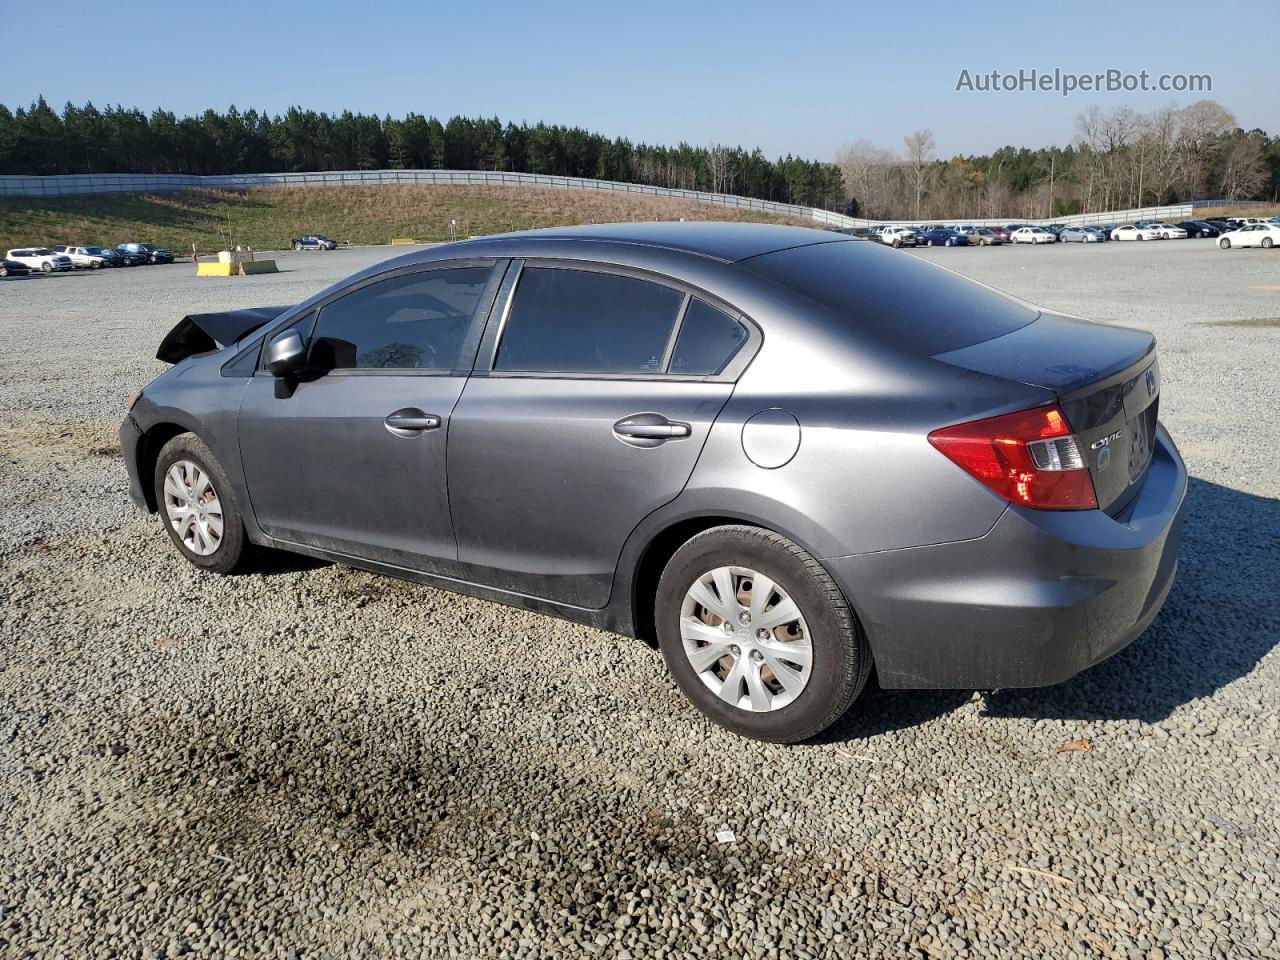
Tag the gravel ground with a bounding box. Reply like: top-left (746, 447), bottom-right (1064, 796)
top-left (1, 239), bottom-right (1277, 959)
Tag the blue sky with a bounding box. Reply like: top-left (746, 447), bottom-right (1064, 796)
top-left (3, 0), bottom-right (1274, 161)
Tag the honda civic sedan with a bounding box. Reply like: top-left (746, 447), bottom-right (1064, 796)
top-left (120, 223), bottom-right (1186, 742)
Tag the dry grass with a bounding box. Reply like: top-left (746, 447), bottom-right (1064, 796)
top-left (0, 185), bottom-right (811, 255)
top-left (1189, 204), bottom-right (1280, 220)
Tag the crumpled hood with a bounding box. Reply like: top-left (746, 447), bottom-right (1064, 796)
top-left (156, 305), bottom-right (293, 364)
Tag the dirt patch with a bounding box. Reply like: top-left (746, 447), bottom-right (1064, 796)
top-left (0, 418), bottom-right (119, 463)
top-left (1207, 317), bottom-right (1280, 328)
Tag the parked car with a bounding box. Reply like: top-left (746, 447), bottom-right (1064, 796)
top-left (1009, 227), bottom-right (1055, 244)
top-left (1059, 227), bottom-right (1102, 243)
top-left (1176, 221), bottom-right (1219, 239)
top-left (877, 226), bottom-right (917, 248)
top-left (292, 234), bottom-right (339, 251)
top-left (918, 226), bottom-right (969, 247)
top-left (1150, 223), bottom-right (1188, 240)
top-left (1045, 224), bottom-right (1066, 239)
top-left (53, 244), bottom-right (111, 269)
top-left (5, 248), bottom-right (74, 272)
top-left (971, 228), bottom-right (1005, 246)
top-left (118, 242), bottom-right (175, 265)
top-left (114, 248), bottom-right (149, 267)
top-left (986, 226), bottom-right (1012, 243)
top-left (1111, 225), bottom-right (1163, 241)
top-left (119, 223), bottom-right (1186, 743)
top-left (1217, 223), bottom-right (1280, 249)
top-left (0, 258), bottom-right (32, 278)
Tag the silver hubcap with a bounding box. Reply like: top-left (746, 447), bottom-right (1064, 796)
top-left (163, 460), bottom-right (223, 556)
top-left (680, 566), bottom-right (812, 712)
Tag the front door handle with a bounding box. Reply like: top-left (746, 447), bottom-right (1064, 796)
top-left (613, 414), bottom-right (692, 445)
top-left (385, 408), bottom-right (442, 435)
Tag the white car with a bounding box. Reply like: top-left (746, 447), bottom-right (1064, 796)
top-left (1217, 223), bottom-right (1280, 250)
top-left (1010, 227), bottom-right (1055, 244)
top-left (5, 248), bottom-right (74, 272)
top-left (1111, 225), bottom-right (1163, 241)
top-left (878, 226), bottom-right (918, 248)
top-left (1150, 223), bottom-right (1188, 239)
top-left (53, 245), bottom-right (110, 269)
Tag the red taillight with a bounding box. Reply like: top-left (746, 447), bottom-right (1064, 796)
top-left (927, 404), bottom-right (1097, 510)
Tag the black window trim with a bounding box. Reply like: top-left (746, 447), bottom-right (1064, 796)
top-left (238, 257), bottom-right (505, 380)
top-left (473, 258), bottom-right (760, 383)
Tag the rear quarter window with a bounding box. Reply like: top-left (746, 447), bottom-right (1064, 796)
top-left (743, 240), bottom-right (1037, 354)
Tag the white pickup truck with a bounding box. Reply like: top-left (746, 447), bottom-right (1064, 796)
top-left (53, 245), bottom-right (111, 269)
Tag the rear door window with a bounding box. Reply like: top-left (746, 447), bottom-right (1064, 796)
top-left (668, 299), bottom-right (748, 376)
top-left (494, 267), bottom-right (684, 375)
top-left (309, 266), bottom-right (491, 372)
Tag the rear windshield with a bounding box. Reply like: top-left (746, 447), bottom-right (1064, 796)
top-left (742, 240), bottom-right (1037, 354)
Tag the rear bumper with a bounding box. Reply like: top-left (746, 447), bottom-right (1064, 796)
top-left (120, 414), bottom-right (149, 511)
top-left (825, 424), bottom-right (1188, 689)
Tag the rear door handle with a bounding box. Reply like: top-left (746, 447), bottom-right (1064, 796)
top-left (613, 414), bottom-right (692, 443)
top-left (385, 408), bottom-right (442, 435)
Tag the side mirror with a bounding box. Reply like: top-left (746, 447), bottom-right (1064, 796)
top-left (265, 329), bottom-right (305, 377)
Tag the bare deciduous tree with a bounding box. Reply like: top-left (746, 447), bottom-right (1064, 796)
top-left (903, 129), bottom-right (935, 218)
top-left (1219, 135), bottom-right (1268, 201)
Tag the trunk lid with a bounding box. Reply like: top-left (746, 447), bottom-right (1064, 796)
top-left (933, 312), bottom-right (1159, 513)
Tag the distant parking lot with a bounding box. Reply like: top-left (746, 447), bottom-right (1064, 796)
top-left (1, 238), bottom-right (1277, 957)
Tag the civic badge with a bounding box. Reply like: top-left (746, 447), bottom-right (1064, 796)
top-left (1145, 368), bottom-right (1156, 397)
top-left (1097, 446), bottom-right (1111, 471)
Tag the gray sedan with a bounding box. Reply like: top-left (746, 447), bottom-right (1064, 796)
top-left (120, 223), bottom-right (1186, 742)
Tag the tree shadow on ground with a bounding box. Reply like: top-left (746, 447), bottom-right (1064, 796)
top-left (822, 477), bottom-right (1280, 741)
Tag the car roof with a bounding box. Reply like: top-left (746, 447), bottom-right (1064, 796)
top-left (468, 221), bottom-right (844, 263)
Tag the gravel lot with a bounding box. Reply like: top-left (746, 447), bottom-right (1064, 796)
top-left (1, 239), bottom-right (1278, 959)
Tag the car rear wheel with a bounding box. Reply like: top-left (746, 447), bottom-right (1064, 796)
top-left (293, 242), bottom-right (302, 251)
top-left (153, 434), bottom-right (250, 574)
top-left (1263, 238), bottom-right (1273, 249)
top-left (656, 525), bottom-right (871, 743)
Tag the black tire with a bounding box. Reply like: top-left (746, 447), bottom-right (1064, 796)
top-left (1219, 238), bottom-right (1230, 249)
top-left (1263, 237), bottom-right (1273, 249)
top-left (655, 525), bottom-right (872, 743)
top-left (293, 241), bottom-right (302, 251)
top-left (41, 262), bottom-right (53, 272)
top-left (153, 433), bottom-right (251, 575)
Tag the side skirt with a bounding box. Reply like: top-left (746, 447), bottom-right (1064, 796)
top-left (262, 536), bottom-right (635, 639)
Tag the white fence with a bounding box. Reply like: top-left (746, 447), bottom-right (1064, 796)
top-left (0, 169), bottom-right (1193, 228)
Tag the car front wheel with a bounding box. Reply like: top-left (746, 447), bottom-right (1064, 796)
top-left (153, 433), bottom-right (250, 574)
top-left (1219, 238), bottom-right (1231, 249)
top-left (1263, 237), bottom-right (1273, 249)
top-left (656, 525), bottom-right (872, 743)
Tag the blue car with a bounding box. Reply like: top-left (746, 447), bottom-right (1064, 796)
top-left (918, 227), bottom-right (969, 247)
